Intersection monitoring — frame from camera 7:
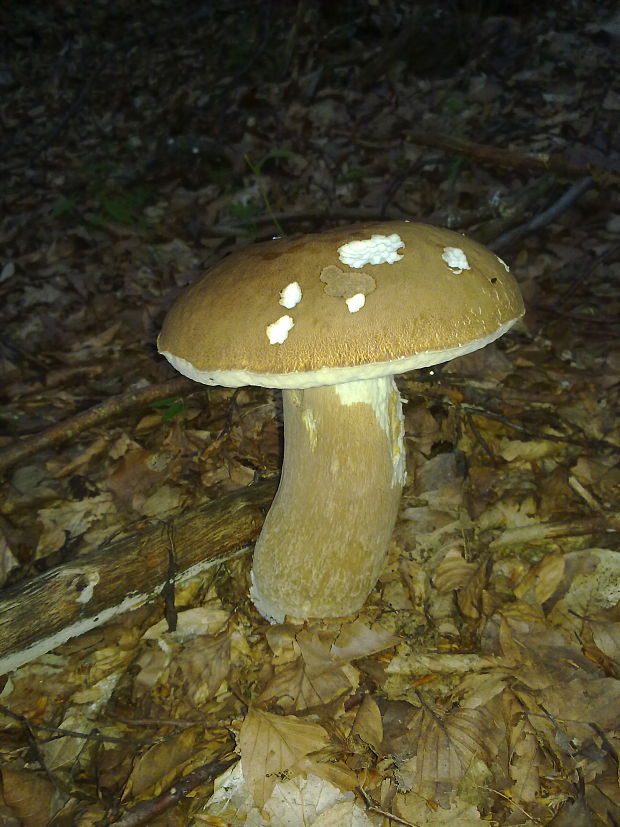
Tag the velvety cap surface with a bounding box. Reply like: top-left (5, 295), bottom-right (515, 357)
top-left (158, 221), bottom-right (524, 389)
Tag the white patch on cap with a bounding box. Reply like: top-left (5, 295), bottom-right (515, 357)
top-left (345, 293), bottom-right (365, 313)
top-left (266, 315), bottom-right (294, 344)
top-left (442, 247), bottom-right (470, 274)
top-left (497, 256), bottom-right (510, 271)
top-left (338, 233), bottom-right (404, 269)
top-left (279, 281), bottom-right (302, 309)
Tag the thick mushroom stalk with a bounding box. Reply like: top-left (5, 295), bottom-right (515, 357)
top-left (250, 376), bottom-right (406, 622)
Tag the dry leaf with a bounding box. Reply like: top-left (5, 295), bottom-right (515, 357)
top-left (202, 762), bottom-right (375, 826)
top-left (398, 704), bottom-right (497, 807)
top-left (349, 695), bottom-right (383, 754)
top-left (40, 672), bottom-right (121, 771)
top-left (264, 779), bottom-right (372, 827)
top-left (546, 549), bottom-right (620, 630)
top-left (547, 790), bottom-right (596, 826)
top-left (433, 547), bottom-right (487, 619)
top-left (499, 438), bottom-right (561, 462)
top-left (502, 688), bottom-right (542, 804)
top-left (122, 726), bottom-right (200, 800)
top-left (296, 628), bottom-right (339, 671)
top-left (398, 557), bottom-right (428, 612)
top-left (258, 656), bottom-right (353, 713)
top-left (35, 494), bottom-right (116, 559)
top-left (265, 623), bottom-right (303, 664)
top-left (174, 631), bottom-right (231, 706)
top-left (590, 621), bottom-right (620, 666)
top-left (330, 619), bottom-right (400, 663)
top-left (514, 551), bottom-right (565, 605)
top-left (142, 606), bottom-right (230, 641)
top-left (0, 528), bottom-right (19, 588)
top-left (395, 792), bottom-right (486, 825)
top-left (259, 627), bottom-right (356, 711)
top-left (0, 768), bottom-right (55, 827)
top-left (296, 758), bottom-right (359, 792)
top-left (534, 676), bottom-right (620, 749)
top-left (239, 707), bottom-right (330, 807)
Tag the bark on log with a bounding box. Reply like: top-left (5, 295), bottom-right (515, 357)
top-left (0, 478), bottom-right (277, 675)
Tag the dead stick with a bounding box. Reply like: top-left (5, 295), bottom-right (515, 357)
top-left (490, 176), bottom-right (595, 251)
top-left (110, 757), bottom-right (237, 826)
top-left (489, 514), bottom-right (620, 550)
top-left (404, 130), bottom-right (617, 183)
top-left (0, 376), bottom-right (194, 476)
top-left (352, 130), bottom-right (617, 184)
top-left (0, 478), bottom-right (277, 675)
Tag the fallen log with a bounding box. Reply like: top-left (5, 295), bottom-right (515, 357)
top-left (0, 478), bottom-right (277, 676)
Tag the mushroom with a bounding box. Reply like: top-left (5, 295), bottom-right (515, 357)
top-left (158, 221), bottom-right (524, 623)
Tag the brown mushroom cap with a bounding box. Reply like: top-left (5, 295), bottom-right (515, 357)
top-left (158, 221), bottom-right (524, 389)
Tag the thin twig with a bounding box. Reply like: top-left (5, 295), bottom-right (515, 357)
top-left (0, 704), bottom-right (163, 746)
top-left (357, 786), bottom-right (420, 827)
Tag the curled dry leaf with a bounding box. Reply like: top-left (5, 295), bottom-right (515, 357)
top-left (503, 688), bottom-right (544, 806)
top-left (330, 619), bottom-right (400, 663)
top-left (433, 547), bottom-right (487, 619)
top-left (122, 726), bottom-right (200, 802)
top-left (0, 528), bottom-right (19, 588)
top-left (514, 551), bottom-right (566, 605)
top-left (348, 694), bottom-right (383, 755)
top-left (589, 621), bottom-right (620, 667)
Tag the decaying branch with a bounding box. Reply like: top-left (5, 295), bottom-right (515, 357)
top-left (0, 478), bottom-right (277, 675)
top-left (110, 757), bottom-right (237, 827)
top-left (351, 130), bottom-right (619, 184)
top-left (404, 130), bottom-right (619, 184)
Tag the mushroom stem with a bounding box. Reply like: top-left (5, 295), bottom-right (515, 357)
top-left (250, 376), bottom-right (406, 622)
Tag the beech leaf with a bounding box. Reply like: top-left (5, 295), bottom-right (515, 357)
top-left (239, 707), bottom-right (330, 807)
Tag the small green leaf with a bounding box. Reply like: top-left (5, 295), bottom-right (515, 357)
top-left (161, 401), bottom-right (185, 422)
top-left (150, 396), bottom-right (186, 421)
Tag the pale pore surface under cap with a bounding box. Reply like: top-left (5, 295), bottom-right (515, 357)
top-left (159, 317), bottom-right (515, 389)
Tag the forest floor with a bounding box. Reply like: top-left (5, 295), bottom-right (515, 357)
top-left (1, 2), bottom-right (619, 825)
